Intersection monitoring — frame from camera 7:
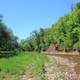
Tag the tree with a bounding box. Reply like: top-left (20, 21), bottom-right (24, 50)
top-left (0, 19), bottom-right (18, 51)
top-left (75, 2), bottom-right (80, 10)
top-left (20, 2), bottom-right (80, 52)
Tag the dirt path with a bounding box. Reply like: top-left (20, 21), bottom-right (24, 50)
top-left (21, 54), bottom-right (80, 80)
top-left (44, 55), bottom-right (80, 80)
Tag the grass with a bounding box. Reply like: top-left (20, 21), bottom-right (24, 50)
top-left (0, 52), bottom-right (48, 80)
top-left (54, 75), bottom-right (63, 80)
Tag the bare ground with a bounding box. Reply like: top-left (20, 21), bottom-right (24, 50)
top-left (44, 55), bottom-right (80, 80)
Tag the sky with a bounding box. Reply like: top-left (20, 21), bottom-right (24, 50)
top-left (0, 0), bottom-right (80, 40)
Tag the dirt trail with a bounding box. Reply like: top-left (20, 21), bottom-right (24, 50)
top-left (44, 55), bottom-right (80, 80)
top-left (21, 54), bottom-right (80, 80)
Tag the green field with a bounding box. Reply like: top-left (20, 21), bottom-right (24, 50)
top-left (0, 52), bottom-right (48, 80)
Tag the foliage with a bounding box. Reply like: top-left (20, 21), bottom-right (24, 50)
top-left (0, 21), bottom-right (17, 51)
top-left (0, 18), bottom-right (19, 57)
top-left (75, 2), bottom-right (80, 10)
top-left (20, 28), bottom-right (48, 52)
top-left (20, 2), bottom-right (80, 52)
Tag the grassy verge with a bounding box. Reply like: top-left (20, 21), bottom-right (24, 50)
top-left (0, 52), bottom-right (48, 80)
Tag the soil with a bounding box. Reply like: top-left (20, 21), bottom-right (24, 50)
top-left (44, 55), bottom-right (80, 80)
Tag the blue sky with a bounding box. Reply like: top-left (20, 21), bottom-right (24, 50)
top-left (0, 0), bottom-right (80, 40)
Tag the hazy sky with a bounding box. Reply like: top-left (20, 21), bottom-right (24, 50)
top-left (0, 0), bottom-right (80, 39)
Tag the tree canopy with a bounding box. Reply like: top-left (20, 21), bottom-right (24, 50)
top-left (1, 2), bottom-right (80, 53)
top-left (20, 2), bottom-right (80, 52)
top-left (0, 19), bottom-right (18, 52)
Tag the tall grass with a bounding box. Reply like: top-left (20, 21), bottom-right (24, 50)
top-left (0, 52), bottom-right (48, 80)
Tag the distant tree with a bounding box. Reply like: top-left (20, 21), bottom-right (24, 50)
top-left (75, 2), bottom-right (80, 10)
top-left (31, 30), bottom-right (41, 52)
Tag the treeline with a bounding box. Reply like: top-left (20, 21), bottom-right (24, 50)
top-left (20, 28), bottom-right (52, 52)
top-left (0, 2), bottom-right (80, 55)
top-left (20, 2), bottom-right (80, 52)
